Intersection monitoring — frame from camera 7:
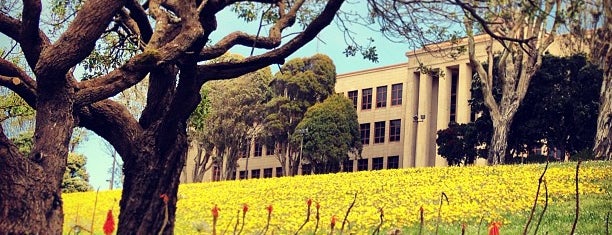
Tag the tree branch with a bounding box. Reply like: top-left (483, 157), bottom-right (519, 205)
top-left (197, 0), bottom-right (344, 80)
top-left (35, 0), bottom-right (124, 78)
top-left (0, 58), bottom-right (37, 108)
top-left (20, 0), bottom-right (45, 68)
top-left (0, 13), bottom-right (22, 42)
top-left (125, 0), bottom-right (153, 43)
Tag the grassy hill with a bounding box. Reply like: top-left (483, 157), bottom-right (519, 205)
top-left (63, 161), bottom-right (611, 234)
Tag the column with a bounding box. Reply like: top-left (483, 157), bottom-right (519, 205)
top-left (403, 71), bottom-right (419, 168)
top-left (435, 67), bottom-right (452, 166)
top-left (415, 71), bottom-right (432, 167)
top-left (456, 63), bottom-right (472, 124)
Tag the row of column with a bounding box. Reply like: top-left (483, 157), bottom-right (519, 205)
top-left (403, 63), bottom-right (472, 168)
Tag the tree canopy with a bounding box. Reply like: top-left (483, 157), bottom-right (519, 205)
top-left (295, 93), bottom-right (362, 174)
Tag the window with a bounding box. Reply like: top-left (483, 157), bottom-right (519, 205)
top-left (254, 142), bottom-right (263, 157)
top-left (391, 83), bottom-right (403, 106)
top-left (263, 168), bottom-right (273, 178)
top-left (357, 159), bottom-right (369, 171)
top-left (302, 164), bottom-right (312, 175)
top-left (251, 169), bottom-right (260, 179)
top-left (360, 123), bottom-right (371, 145)
top-left (450, 70), bottom-right (458, 123)
top-left (387, 156), bottom-right (399, 169)
top-left (361, 88), bottom-right (372, 110)
top-left (372, 157), bottom-right (384, 170)
top-left (376, 86), bottom-right (387, 108)
top-left (239, 170), bottom-right (247, 180)
top-left (348, 90), bottom-right (358, 108)
top-left (275, 167), bottom-right (283, 177)
top-left (265, 142), bottom-right (275, 156)
top-left (343, 160), bottom-right (354, 172)
top-left (389, 119), bottom-right (401, 142)
top-left (374, 121), bottom-right (385, 144)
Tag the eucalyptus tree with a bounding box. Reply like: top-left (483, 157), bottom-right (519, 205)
top-left (294, 93), bottom-right (361, 174)
top-left (0, 0), bottom-right (345, 233)
top-left (367, 0), bottom-right (576, 164)
top-left (264, 54), bottom-right (336, 176)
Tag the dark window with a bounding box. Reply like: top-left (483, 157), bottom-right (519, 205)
top-left (389, 119), bottom-right (401, 142)
top-left (266, 142), bottom-right (275, 156)
top-left (254, 142), bottom-right (263, 157)
top-left (263, 168), bottom-right (273, 178)
top-left (360, 123), bottom-right (371, 145)
top-left (374, 121), bottom-right (385, 144)
top-left (343, 160), bottom-right (354, 172)
top-left (302, 164), bottom-right (312, 175)
top-left (391, 83), bottom-right (403, 106)
top-left (275, 167), bottom-right (283, 177)
top-left (357, 159), bottom-right (369, 171)
top-left (372, 157), bottom-right (384, 170)
top-left (348, 90), bottom-right (358, 109)
top-left (251, 169), bottom-right (260, 179)
top-left (361, 88), bottom-right (372, 110)
top-left (450, 70), bottom-right (458, 123)
top-left (387, 156), bottom-right (400, 169)
top-left (239, 170), bottom-right (247, 180)
top-left (376, 86), bottom-right (387, 108)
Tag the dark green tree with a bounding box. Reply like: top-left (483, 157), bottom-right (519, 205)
top-left (264, 54), bottom-right (337, 176)
top-left (436, 123), bottom-right (481, 166)
top-left (62, 153), bottom-right (93, 193)
top-left (294, 94), bottom-right (362, 174)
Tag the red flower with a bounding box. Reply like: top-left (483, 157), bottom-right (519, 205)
top-left (307, 198), bottom-right (312, 207)
top-left (159, 194), bottom-right (169, 204)
top-left (266, 204), bottom-right (273, 214)
top-left (103, 209), bottom-right (115, 235)
top-left (243, 203), bottom-right (249, 214)
top-left (212, 204), bottom-right (220, 219)
top-left (316, 202), bottom-right (320, 210)
top-left (330, 215), bottom-right (337, 229)
top-left (488, 221), bottom-right (501, 235)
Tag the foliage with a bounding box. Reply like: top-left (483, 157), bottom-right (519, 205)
top-left (264, 54), bottom-right (337, 176)
top-left (436, 123), bottom-right (482, 166)
top-left (0, 89), bottom-right (35, 137)
top-left (468, 55), bottom-right (603, 160)
top-left (62, 153), bottom-right (93, 193)
top-left (62, 161), bottom-right (611, 234)
top-left (294, 94), bottom-right (362, 173)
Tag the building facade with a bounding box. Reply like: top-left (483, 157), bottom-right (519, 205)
top-left (181, 34), bottom-right (567, 183)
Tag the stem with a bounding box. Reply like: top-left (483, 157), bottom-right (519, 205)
top-left (158, 202), bottom-right (169, 235)
top-left (419, 206), bottom-right (424, 235)
top-left (523, 161), bottom-right (549, 235)
top-left (340, 192), bottom-right (358, 234)
top-left (570, 161), bottom-right (581, 234)
top-left (435, 192), bottom-right (449, 235)
top-left (295, 204), bottom-right (311, 234)
top-left (372, 207), bottom-right (384, 235)
top-left (533, 179), bottom-right (548, 235)
top-left (91, 188), bottom-right (100, 234)
top-left (234, 210), bottom-right (240, 235)
top-left (314, 205), bottom-right (320, 234)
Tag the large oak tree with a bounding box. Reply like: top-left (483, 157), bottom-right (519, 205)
top-left (0, 0), bottom-right (344, 233)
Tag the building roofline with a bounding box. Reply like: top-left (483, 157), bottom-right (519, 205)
top-left (337, 62), bottom-right (410, 78)
top-left (405, 34), bottom-right (491, 58)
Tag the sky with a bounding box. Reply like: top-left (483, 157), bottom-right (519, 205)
top-left (1, 2), bottom-right (412, 191)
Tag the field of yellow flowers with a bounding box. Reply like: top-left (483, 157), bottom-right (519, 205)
top-left (62, 161), bottom-right (610, 234)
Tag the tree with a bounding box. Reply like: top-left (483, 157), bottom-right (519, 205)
top-left (294, 94), bottom-right (361, 174)
top-left (469, 55), bottom-right (603, 160)
top-left (264, 54), bottom-right (336, 176)
top-left (62, 153), bottom-right (94, 193)
top-left (194, 65), bottom-right (272, 180)
top-left (367, 0), bottom-right (565, 164)
top-left (562, 0), bottom-right (611, 160)
top-left (0, 0), bottom-right (345, 233)
top-left (436, 123), bottom-right (481, 166)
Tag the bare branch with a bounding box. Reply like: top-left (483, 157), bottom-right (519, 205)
top-left (20, 0), bottom-right (44, 68)
top-left (197, 0), bottom-right (344, 80)
top-left (125, 0), bottom-right (153, 43)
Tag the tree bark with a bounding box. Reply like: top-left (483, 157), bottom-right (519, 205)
top-left (116, 129), bottom-right (188, 234)
top-left (594, 72), bottom-right (611, 160)
top-left (488, 117), bottom-right (511, 165)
